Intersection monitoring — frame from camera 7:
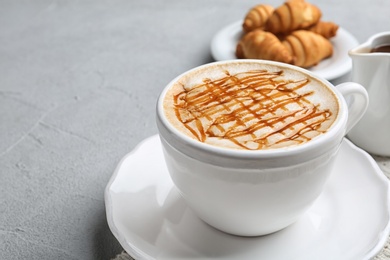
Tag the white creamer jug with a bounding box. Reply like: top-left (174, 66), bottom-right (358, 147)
top-left (347, 32), bottom-right (390, 156)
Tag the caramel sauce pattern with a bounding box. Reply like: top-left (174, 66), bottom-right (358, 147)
top-left (173, 70), bottom-right (332, 150)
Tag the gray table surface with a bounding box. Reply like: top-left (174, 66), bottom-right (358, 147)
top-left (1, 0), bottom-right (390, 259)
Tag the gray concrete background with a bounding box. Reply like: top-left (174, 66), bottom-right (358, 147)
top-left (1, 0), bottom-right (389, 259)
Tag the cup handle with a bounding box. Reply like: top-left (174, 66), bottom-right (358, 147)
top-left (335, 82), bottom-right (369, 134)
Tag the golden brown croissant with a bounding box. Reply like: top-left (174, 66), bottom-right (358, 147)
top-left (236, 29), bottom-right (293, 64)
top-left (243, 4), bottom-right (274, 33)
top-left (282, 30), bottom-right (333, 68)
top-left (307, 21), bottom-right (339, 39)
top-left (266, 0), bottom-right (322, 35)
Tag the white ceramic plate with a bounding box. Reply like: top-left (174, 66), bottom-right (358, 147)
top-left (210, 21), bottom-right (359, 80)
top-left (105, 135), bottom-right (390, 260)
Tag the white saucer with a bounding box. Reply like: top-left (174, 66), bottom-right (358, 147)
top-left (105, 135), bottom-right (390, 260)
top-left (210, 21), bottom-right (359, 80)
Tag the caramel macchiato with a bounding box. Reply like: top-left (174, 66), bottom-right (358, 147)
top-left (163, 61), bottom-right (339, 150)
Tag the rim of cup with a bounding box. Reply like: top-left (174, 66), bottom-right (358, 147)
top-left (157, 60), bottom-right (348, 160)
top-left (349, 31), bottom-right (390, 56)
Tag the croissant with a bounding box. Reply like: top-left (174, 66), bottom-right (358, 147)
top-left (282, 30), bottom-right (333, 68)
top-left (307, 21), bottom-right (339, 39)
top-left (243, 4), bottom-right (274, 33)
top-left (266, 0), bottom-right (322, 34)
top-left (236, 29), bottom-right (293, 64)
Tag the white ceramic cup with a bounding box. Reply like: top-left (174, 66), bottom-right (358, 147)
top-left (156, 60), bottom-right (368, 236)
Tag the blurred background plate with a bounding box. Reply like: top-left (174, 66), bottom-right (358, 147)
top-left (211, 20), bottom-right (359, 81)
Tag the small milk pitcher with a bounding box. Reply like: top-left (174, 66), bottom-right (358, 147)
top-left (347, 32), bottom-right (390, 156)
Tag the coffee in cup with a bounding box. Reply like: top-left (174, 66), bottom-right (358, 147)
top-left (163, 61), bottom-right (339, 151)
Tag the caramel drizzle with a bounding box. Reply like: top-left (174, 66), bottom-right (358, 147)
top-left (173, 70), bottom-right (332, 150)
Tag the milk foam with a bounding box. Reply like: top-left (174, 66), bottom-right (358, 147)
top-left (163, 61), bottom-right (339, 150)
